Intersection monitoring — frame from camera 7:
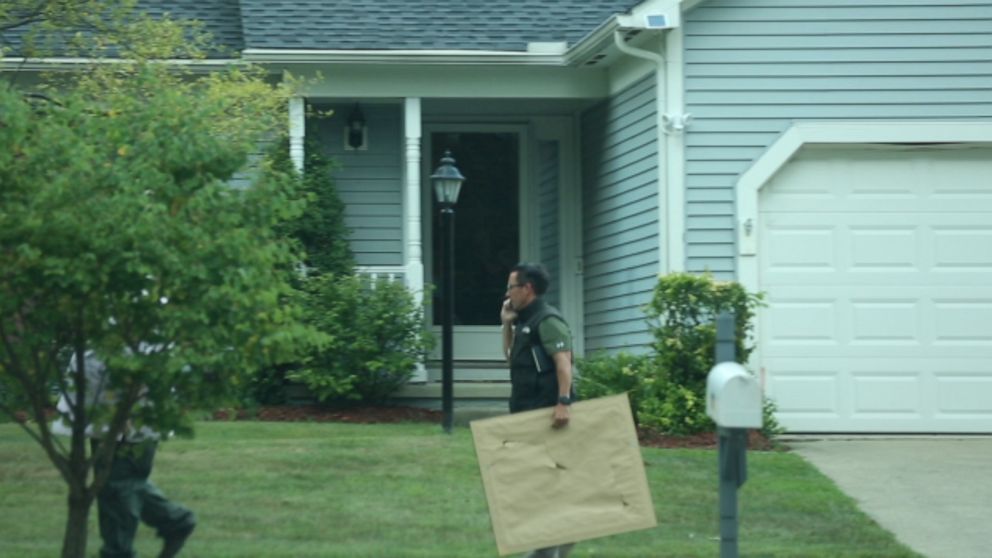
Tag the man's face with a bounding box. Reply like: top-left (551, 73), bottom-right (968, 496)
top-left (505, 271), bottom-right (533, 311)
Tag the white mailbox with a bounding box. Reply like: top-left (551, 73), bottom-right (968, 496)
top-left (706, 362), bottom-right (762, 428)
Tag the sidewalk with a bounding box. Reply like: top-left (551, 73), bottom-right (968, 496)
top-left (787, 436), bottom-right (992, 558)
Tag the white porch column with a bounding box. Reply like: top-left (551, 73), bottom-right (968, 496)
top-left (288, 96), bottom-right (305, 174)
top-left (403, 97), bottom-right (427, 382)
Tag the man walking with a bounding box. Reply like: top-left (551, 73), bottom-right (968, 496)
top-left (500, 262), bottom-right (576, 558)
top-left (53, 350), bottom-right (196, 558)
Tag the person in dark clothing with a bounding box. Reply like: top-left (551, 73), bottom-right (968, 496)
top-left (53, 350), bottom-right (196, 558)
top-left (499, 262), bottom-right (576, 558)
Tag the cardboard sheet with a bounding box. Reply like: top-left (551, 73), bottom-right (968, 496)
top-left (470, 394), bottom-right (657, 555)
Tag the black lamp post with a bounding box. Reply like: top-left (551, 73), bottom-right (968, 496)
top-left (431, 150), bottom-right (465, 434)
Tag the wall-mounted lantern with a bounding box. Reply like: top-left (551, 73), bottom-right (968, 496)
top-left (345, 103), bottom-right (367, 151)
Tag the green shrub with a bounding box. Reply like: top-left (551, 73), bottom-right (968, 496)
top-left (575, 352), bottom-right (656, 425)
top-left (285, 138), bottom-right (354, 277)
top-left (576, 273), bottom-right (785, 438)
top-left (638, 381), bottom-right (712, 435)
top-left (290, 274), bottom-right (433, 405)
top-left (243, 138), bottom-right (355, 406)
top-left (645, 273), bottom-right (763, 393)
top-left (576, 351), bottom-right (713, 435)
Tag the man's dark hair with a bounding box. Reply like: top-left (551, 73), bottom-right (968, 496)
top-left (511, 262), bottom-right (550, 295)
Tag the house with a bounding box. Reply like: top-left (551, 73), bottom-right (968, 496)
top-left (5, 0), bottom-right (991, 433)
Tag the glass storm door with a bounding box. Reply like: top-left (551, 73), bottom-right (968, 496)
top-left (427, 130), bottom-right (521, 361)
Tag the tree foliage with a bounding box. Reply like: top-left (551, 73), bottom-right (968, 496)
top-left (0, 4), bottom-right (320, 556)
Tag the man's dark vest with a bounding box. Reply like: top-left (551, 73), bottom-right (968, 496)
top-left (508, 298), bottom-right (570, 413)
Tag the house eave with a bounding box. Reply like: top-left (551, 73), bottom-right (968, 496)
top-left (1, 57), bottom-right (244, 72)
top-left (242, 48), bottom-right (570, 66)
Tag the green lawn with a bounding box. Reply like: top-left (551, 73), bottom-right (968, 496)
top-left (0, 421), bottom-right (920, 557)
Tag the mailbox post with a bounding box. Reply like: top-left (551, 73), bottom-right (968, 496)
top-left (707, 313), bottom-right (762, 558)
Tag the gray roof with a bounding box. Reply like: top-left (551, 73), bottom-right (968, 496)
top-left (2, 0), bottom-right (640, 58)
top-left (140, 0), bottom-right (245, 56)
top-left (239, 0), bottom-right (641, 51)
top-left (1, 0), bottom-right (243, 59)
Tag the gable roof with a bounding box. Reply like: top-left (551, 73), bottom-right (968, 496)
top-left (239, 0), bottom-right (641, 52)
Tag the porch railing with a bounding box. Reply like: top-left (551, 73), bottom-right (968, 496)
top-left (355, 265), bottom-right (407, 287)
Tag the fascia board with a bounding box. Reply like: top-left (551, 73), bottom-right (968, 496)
top-left (293, 63), bottom-right (607, 99)
top-left (564, 15), bottom-right (622, 65)
top-left (242, 48), bottom-right (567, 66)
top-left (1, 57), bottom-right (243, 72)
top-left (681, 0), bottom-right (708, 12)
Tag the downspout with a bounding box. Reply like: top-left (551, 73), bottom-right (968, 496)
top-left (613, 29), bottom-right (687, 275)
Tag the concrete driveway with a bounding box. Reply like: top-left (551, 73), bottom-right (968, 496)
top-left (787, 436), bottom-right (992, 558)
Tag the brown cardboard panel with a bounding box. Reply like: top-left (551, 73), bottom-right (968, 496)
top-left (470, 394), bottom-right (657, 555)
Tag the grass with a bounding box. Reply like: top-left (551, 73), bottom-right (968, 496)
top-left (0, 421), bottom-right (920, 557)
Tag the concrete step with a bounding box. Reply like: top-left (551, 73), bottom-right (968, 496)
top-left (393, 381), bottom-right (509, 400)
top-left (424, 360), bottom-right (508, 382)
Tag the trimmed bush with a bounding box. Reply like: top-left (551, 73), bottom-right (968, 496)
top-left (645, 272), bottom-right (763, 394)
top-left (575, 351), bottom-right (655, 426)
top-left (290, 274), bottom-right (433, 405)
top-left (577, 273), bottom-right (781, 437)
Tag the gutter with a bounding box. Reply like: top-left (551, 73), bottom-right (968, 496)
top-left (1, 57), bottom-right (244, 72)
top-left (611, 16), bottom-right (688, 274)
top-left (243, 48), bottom-right (568, 66)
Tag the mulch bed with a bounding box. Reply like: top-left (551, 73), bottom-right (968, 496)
top-left (213, 405), bottom-right (776, 450)
top-left (212, 405), bottom-right (443, 424)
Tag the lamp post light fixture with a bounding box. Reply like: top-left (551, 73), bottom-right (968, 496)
top-left (345, 103), bottom-right (367, 150)
top-left (431, 150), bottom-right (465, 433)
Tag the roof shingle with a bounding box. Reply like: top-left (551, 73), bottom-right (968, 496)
top-left (239, 0), bottom-right (641, 51)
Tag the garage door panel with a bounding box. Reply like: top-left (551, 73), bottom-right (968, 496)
top-left (768, 358), bottom-right (992, 432)
top-left (763, 298), bottom-right (838, 346)
top-left (850, 369), bottom-right (925, 417)
top-left (849, 226), bottom-right (919, 270)
top-left (933, 227), bottom-right (992, 270)
top-left (763, 216), bottom-right (992, 283)
top-left (763, 224), bottom-right (836, 271)
top-left (935, 373), bottom-right (992, 418)
top-left (764, 291), bottom-right (992, 358)
top-left (850, 300), bottom-right (918, 344)
top-left (933, 301), bottom-right (992, 346)
top-left (758, 146), bottom-right (992, 432)
top-left (762, 147), bottom-right (992, 214)
top-left (766, 366), bottom-right (843, 416)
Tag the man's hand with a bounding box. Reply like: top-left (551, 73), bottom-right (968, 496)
top-left (552, 403), bottom-right (570, 429)
top-left (500, 298), bottom-right (517, 325)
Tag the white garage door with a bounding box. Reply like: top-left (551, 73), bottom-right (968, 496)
top-left (760, 145), bottom-right (992, 433)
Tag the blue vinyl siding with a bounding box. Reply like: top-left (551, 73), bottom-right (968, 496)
top-left (683, 0), bottom-right (992, 277)
top-left (308, 103), bottom-right (404, 266)
top-left (538, 140), bottom-right (561, 308)
top-left (580, 75), bottom-right (660, 354)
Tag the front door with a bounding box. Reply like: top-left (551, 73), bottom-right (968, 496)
top-left (425, 127), bottom-right (525, 362)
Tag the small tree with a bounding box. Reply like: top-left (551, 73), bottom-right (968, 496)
top-left (269, 136), bottom-right (354, 278)
top-left (0, 7), bottom-right (321, 557)
top-left (243, 138), bottom-right (355, 405)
